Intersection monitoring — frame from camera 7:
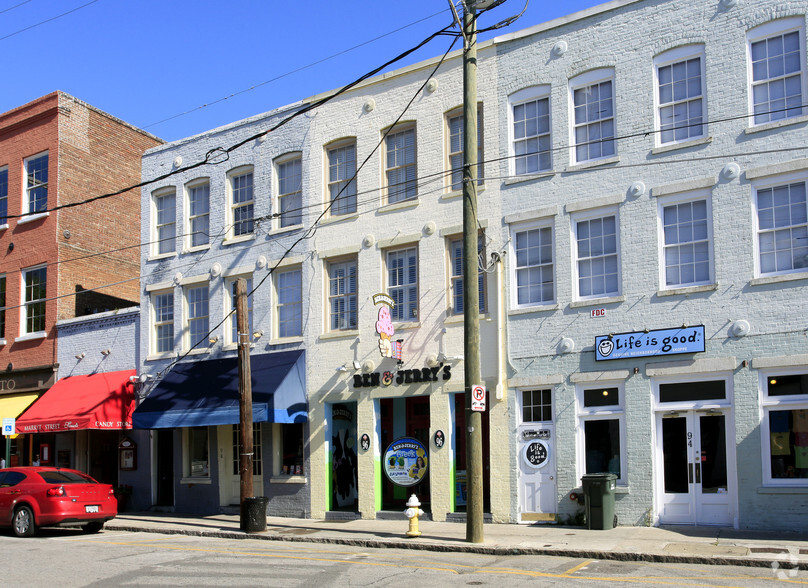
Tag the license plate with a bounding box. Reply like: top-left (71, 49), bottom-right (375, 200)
top-left (85, 505), bottom-right (99, 513)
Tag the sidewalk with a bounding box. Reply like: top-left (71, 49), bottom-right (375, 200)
top-left (107, 512), bottom-right (808, 570)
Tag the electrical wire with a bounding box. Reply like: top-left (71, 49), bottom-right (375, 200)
top-left (0, 0), bottom-right (34, 16)
top-left (0, 0), bottom-right (102, 42)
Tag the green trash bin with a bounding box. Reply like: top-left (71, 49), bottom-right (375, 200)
top-left (581, 473), bottom-right (617, 530)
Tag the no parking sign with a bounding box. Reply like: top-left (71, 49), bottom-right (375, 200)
top-left (471, 385), bottom-right (486, 412)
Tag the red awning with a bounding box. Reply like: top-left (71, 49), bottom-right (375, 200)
top-left (16, 370), bottom-right (136, 433)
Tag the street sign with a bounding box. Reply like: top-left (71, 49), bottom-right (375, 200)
top-left (2, 418), bottom-right (15, 436)
top-left (471, 385), bottom-right (486, 412)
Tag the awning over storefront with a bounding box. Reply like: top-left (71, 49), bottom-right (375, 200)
top-left (0, 393), bottom-right (40, 438)
top-left (132, 350), bottom-right (306, 429)
top-left (15, 370), bottom-right (136, 433)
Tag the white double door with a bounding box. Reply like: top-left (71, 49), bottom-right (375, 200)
top-left (655, 410), bottom-right (735, 526)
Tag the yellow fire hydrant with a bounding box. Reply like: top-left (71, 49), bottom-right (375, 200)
top-left (404, 493), bottom-right (424, 537)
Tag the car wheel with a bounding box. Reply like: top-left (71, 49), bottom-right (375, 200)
top-left (81, 522), bottom-right (104, 534)
top-left (13, 505), bottom-right (35, 538)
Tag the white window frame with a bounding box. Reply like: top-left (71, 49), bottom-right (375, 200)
top-left (569, 69), bottom-right (616, 165)
top-left (182, 426), bottom-right (211, 482)
top-left (575, 382), bottom-right (627, 486)
top-left (20, 265), bottom-right (46, 337)
top-left (24, 151), bottom-right (48, 215)
top-left (225, 275), bottom-right (253, 346)
top-left (327, 257), bottom-right (358, 332)
top-left (759, 369), bottom-right (808, 487)
top-left (275, 267), bottom-right (302, 339)
top-left (227, 166), bottom-right (255, 238)
top-left (747, 17), bottom-right (807, 127)
top-left (152, 187), bottom-right (177, 256)
top-left (751, 170), bottom-right (808, 278)
top-left (185, 178), bottom-right (210, 250)
top-left (0, 165), bottom-right (8, 228)
top-left (508, 86), bottom-right (552, 176)
top-left (446, 106), bottom-right (484, 193)
top-left (183, 283), bottom-right (209, 351)
top-left (509, 219), bottom-right (555, 309)
top-left (448, 234), bottom-right (487, 315)
top-left (276, 153), bottom-right (303, 228)
top-left (386, 245), bottom-right (419, 322)
top-left (385, 124), bottom-right (417, 204)
top-left (150, 288), bottom-right (174, 355)
top-left (653, 45), bottom-right (707, 146)
top-left (326, 139), bottom-right (357, 216)
top-left (519, 388), bottom-right (553, 424)
top-left (232, 423), bottom-right (263, 476)
top-left (0, 274), bottom-right (6, 342)
top-left (571, 207), bottom-right (621, 300)
top-left (657, 190), bottom-right (714, 289)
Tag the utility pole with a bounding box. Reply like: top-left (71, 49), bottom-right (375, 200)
top-left (462, 0), bottom-right (484, 544)
top-left (236, 278), bottom-right (254, 513)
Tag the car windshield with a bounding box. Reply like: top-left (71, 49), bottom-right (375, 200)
top-left (39, 471), bottom-right (97, 484)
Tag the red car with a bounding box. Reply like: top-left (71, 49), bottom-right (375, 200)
top-left (0, 467), bottom-right (117, 537)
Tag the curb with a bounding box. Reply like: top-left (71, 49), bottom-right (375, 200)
top-left (105, 523), bottom-right (808, 571)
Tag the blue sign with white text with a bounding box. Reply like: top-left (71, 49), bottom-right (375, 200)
top-left (595, 325), bottom-right (705, 361)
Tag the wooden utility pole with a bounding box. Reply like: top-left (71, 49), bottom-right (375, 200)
top-left (236, 278), bottom-right (254, 506)
top-left (462, 1), bottom-right (484, 544)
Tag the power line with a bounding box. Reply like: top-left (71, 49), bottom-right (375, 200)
top-left (0, 0), bottom-right (102, 42)
top-left (143, 9), bottom-right (452, 130)
top-left (0, 0), bottom-right (34, 16)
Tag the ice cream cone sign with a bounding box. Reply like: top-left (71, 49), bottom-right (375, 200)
top-left (374, 294), bottom-right (395, 358)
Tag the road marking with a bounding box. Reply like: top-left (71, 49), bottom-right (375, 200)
top-left (563, 560), bottom-right (593, 574)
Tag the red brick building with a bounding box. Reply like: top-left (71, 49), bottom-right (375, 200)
top-left (0, 92), bottom-right (161, 466)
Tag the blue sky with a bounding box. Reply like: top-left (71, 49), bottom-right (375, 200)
top-left (1, 0), bottom-right (604, 142)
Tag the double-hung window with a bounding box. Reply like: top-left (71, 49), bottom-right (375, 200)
top-left (754, 177), bottom-right (808, 276)
top-left (328, 258), bottom-right (357, 331)
top-left (759, 372), bottom-right (808, 485)
top-left (151, 290), bottom-right (174, 354)
top-left (510, 87), bottom-right (552, 175)
top-left (387, 246), bottom-right (418, 321)
top-left (511, 221), bottom-right (554, 307)
top-left (277, 155), bottom-right (303, 228)
top-left (327, 141), bottom-right (357, 215)
top-left (385, 126), bottom-right (417, 203)
top-left (570, 70), bottom-right (616, 164)
top-left (448, 236), bottom-right (486, 315)
top-left (184, 284), bottom-right (209, 349)
top-left (153, 188), bottom-right (176, 255)
top-left (22, 266), bottom-right (46, 335)
top-left (227, 276), bottom-right (253, 345)
top-left (573, 209), bottom-right (620, 299)
top-left (0, 166), bottom-right (7, 226)
top-left (447, 107), bottom-right (484, 192)
top-left (655, 46), bottom-right (706, 145)
top-left (748, 18), bottom-right (805, 125)
top-left (229, 167), bottom-right (254, 237)
top-left (577, 384), bottom-right (625, 484)
top-left (276, 267), bottom-right (302, 338)
top-left (187, 180), bottom-right (210, 249)
top-left (660, 194), bottom-right (712, 287)
top-left (24, 152), bottom-right (48, 214)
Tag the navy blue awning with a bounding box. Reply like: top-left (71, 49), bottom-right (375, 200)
top-left (132, 350), bottom-right (306, 429)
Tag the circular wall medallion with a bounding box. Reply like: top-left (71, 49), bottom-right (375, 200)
top-left (522, 440), bottom-right (550, 469)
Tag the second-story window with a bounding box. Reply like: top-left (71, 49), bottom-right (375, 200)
top-left (0, 166), bottom-right (7, 226)
top-left (153, 188), bottom-right (176, 255)
top-left (152, 290), bottom-right (174, 354)
top-left (229, 167), bottom-right (254, 237)
top-left (447, 107), bottom-right (484, 192)
top-left (327, 141), bottom-right (357, 215)
top-left (25, 152), bottom-right (48, 214)
top-left (385, 126), bottom-right (417, 204)
top-left (276, 267), bottom-right (302, 338)
top-left (187, 180), bottom-right (210, 248)
top-left (387, 246), bottom-right (418, 321)
top-left (448, 236), bottom-right (486, 314)
top-left (277, 155), bottom-right (303, 228)
top-left (328, 258), bottom-right (357, 331)
top-left (184, 284), bottom-right (209, 349)
top-left (574, 210), bottom-right (620, 299)
top-left (22, 266), bottom-right (46, 335)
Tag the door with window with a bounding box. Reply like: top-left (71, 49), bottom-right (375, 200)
top-left (218, 423), bottom-right (263, 506)
top-left (654, 379), bottom-right (735, 526)
top-left (517, 388), bottom-right (557, 523)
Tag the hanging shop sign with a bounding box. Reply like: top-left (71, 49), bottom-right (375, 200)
top-left (374, 293), bottom-right (403, 361)
top-left (595, 325), bottom-right (705, 361)
top-left (352, 364), bottom-right (451, 389)
top-left (383, 436), bottom-right (428, 487)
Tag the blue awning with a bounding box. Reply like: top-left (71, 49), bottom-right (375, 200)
top-left (132, 350), bottom-right (306, 429)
